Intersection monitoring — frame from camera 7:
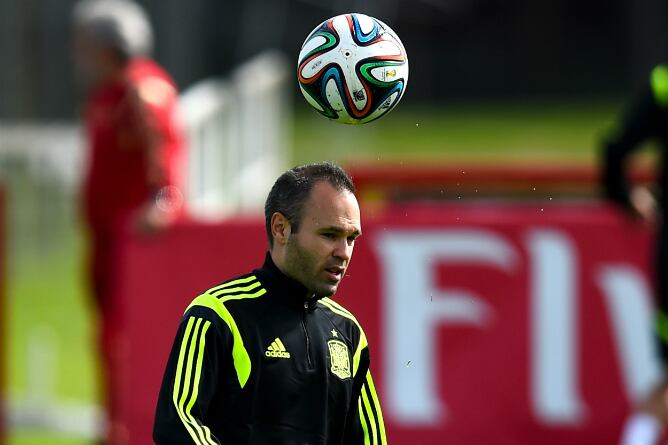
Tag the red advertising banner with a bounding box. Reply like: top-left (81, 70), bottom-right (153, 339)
top-left (115, 202), bottom-right (656, 444)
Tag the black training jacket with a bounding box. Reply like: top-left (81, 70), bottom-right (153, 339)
top-left (602, 63), bottom-right (668, 213)
top-left (153, 253), bottom-right (387, 445)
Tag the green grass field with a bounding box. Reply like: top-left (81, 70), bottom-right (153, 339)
top-left (8, 235), bottom-right (96, 403)
top-left (9, 433), bottom-right (91, 445)
top-left (292, 100), bottom-right (625, 165)
top-left (5, 100), bottom-right (629, 444)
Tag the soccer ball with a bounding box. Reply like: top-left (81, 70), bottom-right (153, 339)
top-left (297, 13), bottom-right (409, 125)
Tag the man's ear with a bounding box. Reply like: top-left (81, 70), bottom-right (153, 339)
top-left (271, 212), bottom-right (291, 246)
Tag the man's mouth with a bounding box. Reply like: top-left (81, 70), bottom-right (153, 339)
top-left (324, 266), bottom-right (345, 282)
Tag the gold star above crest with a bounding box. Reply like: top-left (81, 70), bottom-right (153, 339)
top-left (331, 329), bottom-right (338, 338)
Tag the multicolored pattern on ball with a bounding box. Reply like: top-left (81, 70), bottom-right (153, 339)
top-left (298, 13), bottom-right (409, 124)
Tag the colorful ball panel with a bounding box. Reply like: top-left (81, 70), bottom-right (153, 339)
top-left (297, 13), bottom-right (409, 124)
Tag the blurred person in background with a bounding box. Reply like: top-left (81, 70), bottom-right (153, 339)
top-left (72, 0), bottom-right (184, 442)
top-left (602, 64), bottom-right (668, 445)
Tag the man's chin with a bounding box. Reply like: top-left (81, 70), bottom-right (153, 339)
top-left (313, 283), bottom-right (338, 298)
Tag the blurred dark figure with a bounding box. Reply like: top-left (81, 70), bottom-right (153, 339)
top-left (603, 64), bottom-right (668, 445)
top-left (72, 0), bottom-right (184, 442)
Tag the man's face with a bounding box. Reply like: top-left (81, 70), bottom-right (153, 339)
top-left (283, 181), bottom-right (361, 298)
top-left (72, 29), bottom-right (118, 87)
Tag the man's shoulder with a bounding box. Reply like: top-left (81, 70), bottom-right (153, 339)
top-left (317, 297), bottom-right (365, 332)
top-left (183, 273), bottom-right (267, 322)
top-left (127, 58), bottom-right (173, 81)
top-left (201, 273), bottom-right (266, 298)
top-left (126, 58), bottom-right (178, 109)
top-left (650, 64), bottom-right (668, 109)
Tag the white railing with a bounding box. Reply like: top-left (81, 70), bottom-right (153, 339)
top-left (0, 122), bottom-right (84, 188)
top-left (180, 50), bottom-right (292, 219)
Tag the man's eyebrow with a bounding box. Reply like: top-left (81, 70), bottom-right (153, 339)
top-left (320, 226), bottom-right (362, 236)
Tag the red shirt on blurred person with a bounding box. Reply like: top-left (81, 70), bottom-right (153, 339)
top-left (82, 57), bottom-right (184, 234)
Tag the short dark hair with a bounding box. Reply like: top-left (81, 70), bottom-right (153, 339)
top-left (264, 162), bottom-right (356, 247)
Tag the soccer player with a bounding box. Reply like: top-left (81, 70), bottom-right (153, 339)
top-left (153, 163), bottom-right (387, 444)
top-left (72, 0), bottom-right (184, 442)
top-left (602, 64), bottom-right (668, 445)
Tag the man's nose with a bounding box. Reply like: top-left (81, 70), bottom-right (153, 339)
top-left (333, 238), bottom-right (352, 262)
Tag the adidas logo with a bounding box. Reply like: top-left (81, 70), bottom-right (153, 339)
top-left (265, 338), bottom-right (291, 359)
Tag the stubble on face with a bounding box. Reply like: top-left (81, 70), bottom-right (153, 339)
top-left (284, 234), bottom-right (337, 298)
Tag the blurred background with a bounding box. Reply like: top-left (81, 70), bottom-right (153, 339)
top-left (1, 0), bottom-right (667, 444)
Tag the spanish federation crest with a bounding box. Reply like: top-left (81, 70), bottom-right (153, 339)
top-left (327, 339), bottom-right (351, 380)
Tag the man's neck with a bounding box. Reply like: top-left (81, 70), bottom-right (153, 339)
top-left (269, 250), bottom-right (313, 300)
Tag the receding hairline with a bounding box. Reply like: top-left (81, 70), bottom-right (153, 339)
top-left (309, 176), bottom-right (356, 193)
top-left (271, 179), bottom-right (359, 221)
top-left (303, 178), bottom-right (359, 207)
top-left (299, 180), bottom-right (361, 226)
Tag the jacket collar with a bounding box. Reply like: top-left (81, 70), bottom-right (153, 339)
top-left (255, 252), bottom-right (320, 311)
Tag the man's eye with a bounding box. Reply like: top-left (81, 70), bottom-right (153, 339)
top-left (347, 236), bottom-right (356, 244)
top-left (322, 233), bottom-right (336, 239)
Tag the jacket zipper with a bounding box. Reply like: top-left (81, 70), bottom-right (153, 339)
top-left (301, 301), bottom-right (313, 369)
